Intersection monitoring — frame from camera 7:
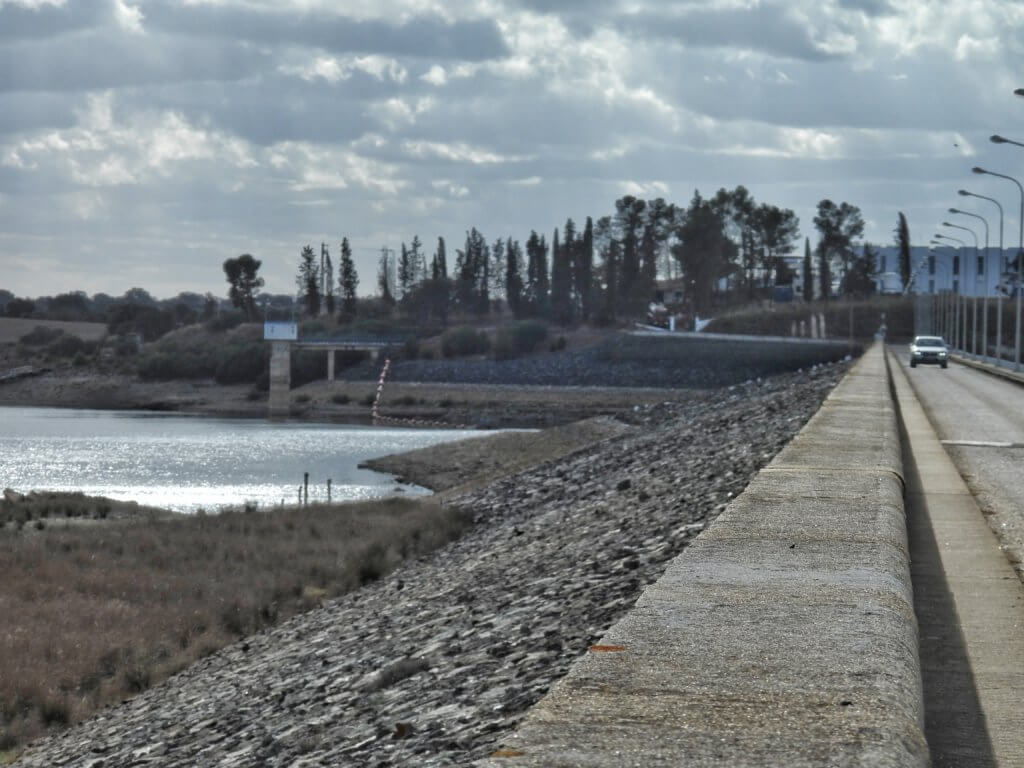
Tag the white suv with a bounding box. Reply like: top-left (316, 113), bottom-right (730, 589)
top-left (909, 336), bottom-right (948, 369)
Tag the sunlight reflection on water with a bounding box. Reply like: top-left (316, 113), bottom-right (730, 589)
top-left (0, 406), bottom-right (480, 513)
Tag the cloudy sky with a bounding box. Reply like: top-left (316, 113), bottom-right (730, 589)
top-left (1, 0), bottom-right (1023, 299)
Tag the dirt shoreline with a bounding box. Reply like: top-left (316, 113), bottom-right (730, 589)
top-left (0, 368), bottom-right (697, 428)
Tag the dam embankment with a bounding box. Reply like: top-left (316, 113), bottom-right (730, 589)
top-left (12, 363), bottom-right (846, 767)
top-left (481, 343), bottom-right (929, 767)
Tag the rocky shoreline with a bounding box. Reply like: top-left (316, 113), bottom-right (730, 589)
top-left (13, 362), bottom-right (847, 767)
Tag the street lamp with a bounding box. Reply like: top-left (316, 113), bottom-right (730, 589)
top-left (974, 165), bottom-right (1024, 370)
top-left (950, 208), bottom-right (991, 360)
top-left (931, 239), bottom-right (964, 349)
top-left (960, 189), bottom-right (1005, 361)
top-left (991, 134), bottom-right (1024, 148)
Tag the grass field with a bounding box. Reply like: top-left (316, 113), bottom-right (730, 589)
top-left (0, 496), bottom-right (470, 753)
top-left (0, 318), bottom-right (107, 345)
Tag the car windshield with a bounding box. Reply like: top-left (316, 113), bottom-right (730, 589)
top-left (914, 337), bottom-right (945, 347)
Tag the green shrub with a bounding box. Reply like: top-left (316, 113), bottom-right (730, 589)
top-left (204, 311), bottom-right (245, 333)
top-left (493, 320), bottom-right (548, 359)
top-left (403, 336), bottom-right (420, 359)
top-left (19, 325), bottom-right (63, 346)
top-left (492, 332), bottom-right (516, 361)
top-left (137, 349), bottom-right (217, 381)
top-left (214, 343), bottom-right (268, 385)
top-left (299, 320), bottom-right (329, 337)
top-left (294, 394), bottom-right (311, 404)
top-left (47, 333), bottom-right (87, 358)
top-left (331, 393), bottom-right (351, 405)
top-left (441, 326), bottom-right (490, 357)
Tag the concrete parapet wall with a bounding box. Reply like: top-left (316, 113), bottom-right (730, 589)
top-left (609, 331), bottom-right (861, 376)
top-left (480, 343), bottom-right (928, 767)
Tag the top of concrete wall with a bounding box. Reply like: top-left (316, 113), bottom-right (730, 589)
top-left (479, 344), bottom-right (927, 767)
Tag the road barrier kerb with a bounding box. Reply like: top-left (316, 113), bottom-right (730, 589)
top-left (479, 342), bottom-right (928, 767)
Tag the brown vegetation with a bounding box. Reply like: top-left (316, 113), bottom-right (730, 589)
top-left (0, 318), bottom-right (107, 345)
top-left (0, 497), bottom-right (469, 752)
top-left (705, 295), bottom-right (914, 341)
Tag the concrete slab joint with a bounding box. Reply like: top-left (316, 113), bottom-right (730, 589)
top-left (479, 342), bottom-right (929, 767)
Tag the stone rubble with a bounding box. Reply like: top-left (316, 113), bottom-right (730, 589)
top-left (15, 364), bottom-right (845, 768)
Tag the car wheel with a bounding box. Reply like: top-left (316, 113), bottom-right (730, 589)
top-left (910, 361), bottom-right (917, 368)
top-left (941, 361), bottom-right (948, 369)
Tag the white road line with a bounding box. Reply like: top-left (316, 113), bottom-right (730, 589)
top-left (940, 439), bottom-right (1016, 448)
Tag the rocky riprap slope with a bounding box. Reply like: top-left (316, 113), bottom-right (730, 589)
top-left (15, 364), bottom-right (846, 768)
top-left (345, 344), bottom-right (826, 390)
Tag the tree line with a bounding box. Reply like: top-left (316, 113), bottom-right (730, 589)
top-left (1, 190), bottom-right (898, 339)
top-left (248, 191), bottom-right (893, 328)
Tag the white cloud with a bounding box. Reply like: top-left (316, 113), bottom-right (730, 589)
top-left (402, 140), bottom-right (524, 164)
top-left (280, 54), bottom-right (408, 83)
top-left (421, 64), bottom-right (447, 86)
top-left (0, 0), bottom-right (65, 6)
top-left (113, 0), bottom-right (144, 33)
top-left (621, 180), bottom-right (670, 197)
top-left (431, 179), bottom-right (469, 197)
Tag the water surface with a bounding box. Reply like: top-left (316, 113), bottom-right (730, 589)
top-left (0, 406), bottom-right (479, 512)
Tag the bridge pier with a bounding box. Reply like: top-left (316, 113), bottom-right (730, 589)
top-left (265, 337), bottom-right (390, 419)
top-left (268, 341), bottom-right (291, 419)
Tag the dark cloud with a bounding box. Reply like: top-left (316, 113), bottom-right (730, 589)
top-left (0, 0), bottom-right (108, 41)
top-left (141, 3), bottom-right (510, 62)
top-left (837, 0), bottom-right (894, 16)
top-left (0, 30), bottom-right (269, 92)
top-left (656, 50), bottom-right (998, 133)
top-left (129, 78), bottom-right (379, 146)
top-left (621, 5), bottom-right (843, 62)
top-left (0, 92), bottom-right (78, 134)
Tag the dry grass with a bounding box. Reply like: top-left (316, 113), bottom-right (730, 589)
top-left (0, 496), bottom-right (469, 752)
top-left (0, 318), bottom-right (107, 345)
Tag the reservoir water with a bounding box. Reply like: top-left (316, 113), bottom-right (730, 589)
top-left (0, 406), bottom-right (479, 512)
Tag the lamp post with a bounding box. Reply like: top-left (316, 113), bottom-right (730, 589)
top-left (960, 189), bottom-right (1005, 362)
top-left (974, 163), bottom-right (1024, 370)
top-left (950, 208), bottom-right (991, 361)
top-left (936, 234), bottom-right (970, 353)
top-left (943, 223), bottom-right (981, 356)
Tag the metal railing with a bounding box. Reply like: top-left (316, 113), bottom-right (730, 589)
top-left (916, 291), bottom-right (1023, 372)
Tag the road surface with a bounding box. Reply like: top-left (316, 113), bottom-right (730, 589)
top-left (895, 346), bottom-right (1024, 580)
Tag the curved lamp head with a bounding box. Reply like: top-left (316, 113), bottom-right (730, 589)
top-left (949, 208), bottom-right (961, 214)
top-left (1015, 88), bottom-right (1024, 97)
top-left (972, 166), bottom-right (988, 174)
top-left (942, 221), bottom-right (954, 226)
top-left (958, 189), bottom-right (971, 196)
top-left (992, 135), bottom-right (1008, 144)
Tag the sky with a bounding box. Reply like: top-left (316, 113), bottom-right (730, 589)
top-left (1, 0), bottom-right (1024, 300)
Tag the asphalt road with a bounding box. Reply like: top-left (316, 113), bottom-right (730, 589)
top-left (895, 345), bottom-right (1024, 580)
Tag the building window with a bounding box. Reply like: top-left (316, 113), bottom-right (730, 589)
top-left (881, 254), bottom-right (887, 273)
top-left (953, 256), bottom-right (960, 276)
top-left (929, 255), bottom-right (935, 275)
top-left (928, 279), bottom-right (935, 293)
top-left (953, 279), bottom-right (959, 294)
top-left (977, 256), bottom-right (984, 276)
